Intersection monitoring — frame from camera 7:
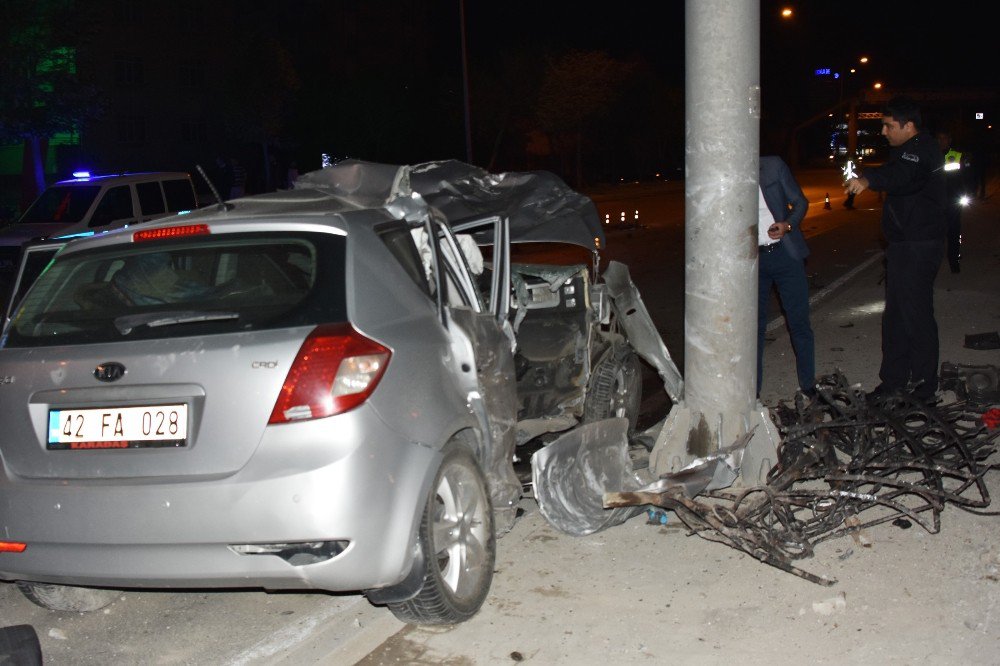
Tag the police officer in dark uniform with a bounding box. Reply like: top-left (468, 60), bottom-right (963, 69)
top-left (844, 96), bottom-right (946, 401)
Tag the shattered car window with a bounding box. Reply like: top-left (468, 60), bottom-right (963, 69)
top-left (377, 223), bottom-right (431, 297)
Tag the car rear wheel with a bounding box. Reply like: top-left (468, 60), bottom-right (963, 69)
top-left (584, 344), bottom-right (643, 434)
top-left (389, 447), bottom-right (495, 625)
top-left (16, 581), bottom-right (118, 612)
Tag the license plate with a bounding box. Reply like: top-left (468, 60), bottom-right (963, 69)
top-left (47, 404), bottom-right (188, 450)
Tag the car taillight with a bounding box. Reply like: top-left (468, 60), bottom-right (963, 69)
top-left (268, 323), bottom-right (391, 424)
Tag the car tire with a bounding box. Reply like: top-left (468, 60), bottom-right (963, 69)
top-left (15, 581), bottom-right (118, 612)
top-left (584, 344), bottom-right (643, 434)
top-left (0, 624), bottom-right (42, 666)
top-left (389, 446), bottom-right (496, 625)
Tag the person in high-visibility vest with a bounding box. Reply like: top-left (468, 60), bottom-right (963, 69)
top-left (936, 131), bottom-right (971, 273)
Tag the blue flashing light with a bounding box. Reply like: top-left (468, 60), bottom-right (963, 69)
top-left (71, 170), bottom-right (91, 179)
top-left (53, 230), bottom-right (96, 240)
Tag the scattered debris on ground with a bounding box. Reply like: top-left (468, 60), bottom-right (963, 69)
top-left (607, 371), bottom-right (1000, 585)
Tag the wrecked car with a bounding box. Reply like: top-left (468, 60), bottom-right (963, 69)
top-left (0, 159), bottom-right (678, 625)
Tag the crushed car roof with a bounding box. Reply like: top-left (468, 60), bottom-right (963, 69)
top-left (294, 159), bottom-right (605, 250)
top-left (44, 160), bottom-right (605, 252)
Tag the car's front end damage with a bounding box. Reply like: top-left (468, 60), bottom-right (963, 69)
top-left (294, 159), bottom-right (687, 534)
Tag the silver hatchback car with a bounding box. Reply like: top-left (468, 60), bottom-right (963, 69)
top-left (0, 159), bottom-right (658, 625)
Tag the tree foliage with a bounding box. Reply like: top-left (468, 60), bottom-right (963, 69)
top-left (0, 0), bottom-right (102, 143)
top-left (220, 34), bottom-right (301, 144)
top-left (534, 50), bottom-right (638, 186)
top-left (535, 50), bottom-right (635, 134)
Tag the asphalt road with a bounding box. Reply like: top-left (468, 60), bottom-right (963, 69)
top-left (0, 166), bottom-right (890, 664)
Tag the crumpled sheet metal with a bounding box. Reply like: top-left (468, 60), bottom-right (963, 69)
top-left (515, 415), bottom-right (579, 446)
top-left (447, 308), bottom-right (521, 536)
top-left (624, 430), bottom-right (752, 501)
top-left (531, 417), bottom-right (644, 536)
top-left (295, 159), bottom-right (605, 251)
top-left (602, 260), bottom-right (683, 403)
top-left (606, 371), bottom-right (1000, 585)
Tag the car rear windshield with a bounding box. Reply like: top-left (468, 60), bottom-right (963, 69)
top-left (2, 232), bottom-right (346, 348)
top-left (18, 185), bottom-right (101, 225)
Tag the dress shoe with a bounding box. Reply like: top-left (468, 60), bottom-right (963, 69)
top-left (865, 383), bottom-right (897, 401)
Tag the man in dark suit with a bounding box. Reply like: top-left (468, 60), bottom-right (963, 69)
top-left (757, 155), bottom-right (814, 398)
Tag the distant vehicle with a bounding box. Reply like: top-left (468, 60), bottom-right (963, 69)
top-left (0, 159), bottom-right (666, 625)
top-left (0, 172), bottom-right (198, 298)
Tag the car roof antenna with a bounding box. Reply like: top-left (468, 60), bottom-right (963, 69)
top-left (195, 164), bottom-right (231, 211)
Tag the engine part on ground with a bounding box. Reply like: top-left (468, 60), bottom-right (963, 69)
top-left (940, 362), bottom-right (1000, 408)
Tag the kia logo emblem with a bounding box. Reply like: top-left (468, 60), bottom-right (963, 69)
top-left (94, 362), bottom-right (126, 383)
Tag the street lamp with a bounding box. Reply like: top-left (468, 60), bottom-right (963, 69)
top-left (841, 56), bottom-right (873, 163)
top-left (835, 55), bottom-right (869, 92)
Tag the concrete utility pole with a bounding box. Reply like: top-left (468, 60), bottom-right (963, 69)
top-left (650, 0), bottom-right (779, 484)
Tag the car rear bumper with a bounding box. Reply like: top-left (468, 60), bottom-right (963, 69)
top-left (0, 407), bottom-right (441, 593)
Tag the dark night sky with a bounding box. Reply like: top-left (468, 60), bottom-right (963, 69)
top-left (759, 1), bottom-right (998, 90)
top-left (461, 2), bottom-right (686, 83)
top-left (456, 1), bottom-right (997, 92)
top-left (39, 1), bottom-right (995, 180)
top-left (256, 1), bottom-right (995, 173)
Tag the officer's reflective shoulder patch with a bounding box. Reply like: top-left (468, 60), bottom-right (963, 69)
top-left (902, 152), bottom-right (919, 163)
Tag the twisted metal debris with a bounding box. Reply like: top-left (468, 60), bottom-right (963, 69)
top-left (605, 371), bottom-right (1000, 585)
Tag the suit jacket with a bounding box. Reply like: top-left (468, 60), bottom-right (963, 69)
top-left (760, 155), bottom-right (810, 261)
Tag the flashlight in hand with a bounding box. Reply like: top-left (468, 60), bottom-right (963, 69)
top-left (842, 159), bottom-right (857, 183)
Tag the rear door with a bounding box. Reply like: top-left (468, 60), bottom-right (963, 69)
top-left (163, 177), bottom-right (198, 212)
top-left (135, 181), bottom-right (167, 222)
top-left (87, 184), bottom-right (139, 228)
